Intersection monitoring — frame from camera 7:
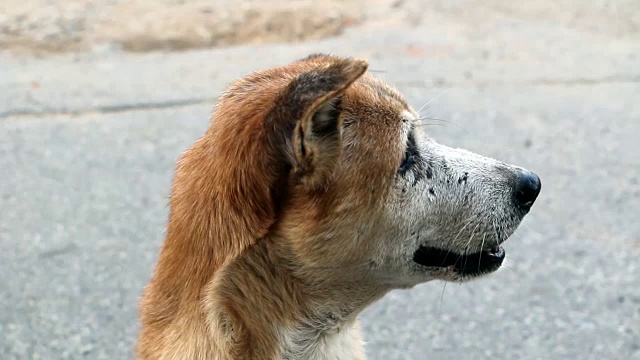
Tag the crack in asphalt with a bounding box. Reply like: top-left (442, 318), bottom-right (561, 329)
top-left (0, 97), bottom-right (213, 120)
top-left (1, 75), bottom-right (638, 120)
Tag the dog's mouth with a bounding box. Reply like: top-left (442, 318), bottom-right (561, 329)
top-left (412, 245), bottom-right (505, 276)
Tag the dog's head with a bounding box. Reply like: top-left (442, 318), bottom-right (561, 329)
top-left (183, 54), bottom-right (540, 290)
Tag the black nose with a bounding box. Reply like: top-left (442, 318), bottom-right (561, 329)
top-left (513, 170), bottom-right (541, 209)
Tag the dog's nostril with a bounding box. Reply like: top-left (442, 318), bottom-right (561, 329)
top-left (513, 170), bottom-right (541, 209)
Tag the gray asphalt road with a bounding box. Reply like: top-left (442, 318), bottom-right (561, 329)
top-left (1, 12), bottom-right (639, 360)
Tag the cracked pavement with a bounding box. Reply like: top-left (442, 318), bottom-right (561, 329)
top-left (1, 3), bottom-right (639, 359)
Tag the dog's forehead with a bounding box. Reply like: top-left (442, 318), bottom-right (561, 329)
top-left (341, 75), bottom-right (412, 129)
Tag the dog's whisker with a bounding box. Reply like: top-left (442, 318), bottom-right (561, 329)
top-left (415, 93), bottom-right (442, 115)
top-left (443, 216), bottom-right (478, 267)
top-left (415, 123), bottom-right (447, 128)
top-left (519, 221), bottom-right (542, 238)
top-left (462, 224), bottom-right (481, 273)
top-left (438, 281), bottom-right (448, 314)
top-left (463, 222), bottom-right (481, 253)
top-left (510, 230), bottom-right (526, 243)
top-left (478, 233), bottom-right (486, 273)
top-left (416, 117), bottom-right (464, 130)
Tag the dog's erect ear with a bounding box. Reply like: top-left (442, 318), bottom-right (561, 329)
top-left (276, 58), bottom-right (368, 187)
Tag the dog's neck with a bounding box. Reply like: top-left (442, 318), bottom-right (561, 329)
top-left (207, 236), bottom-right (385, 359)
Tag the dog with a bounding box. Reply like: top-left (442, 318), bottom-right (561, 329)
top-left (136, 54), bottom-right (541, 359)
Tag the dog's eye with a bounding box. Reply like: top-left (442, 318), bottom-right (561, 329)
top-left (399, 132), bottom-right (418, 175)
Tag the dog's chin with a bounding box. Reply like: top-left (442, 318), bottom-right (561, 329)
top-left (411, 245), bottom-right (506, 281)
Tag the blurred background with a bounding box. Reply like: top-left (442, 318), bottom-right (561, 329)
top-left (1, 1), bottom-right (639, 359)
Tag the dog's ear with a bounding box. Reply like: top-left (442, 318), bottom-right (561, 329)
top-left (154, 57), bottom-right (368, 286)
top-left (276, 58), bottom-right (368, 187)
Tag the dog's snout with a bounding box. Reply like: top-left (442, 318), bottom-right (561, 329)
top-left (512, 169), bottom-right (541, 209)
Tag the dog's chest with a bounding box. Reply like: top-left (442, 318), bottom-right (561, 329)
top-left (278, 322), bottom-right (365, 360)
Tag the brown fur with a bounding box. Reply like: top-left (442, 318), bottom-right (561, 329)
top-left (135, 52), bottom-right (542, 359)
top-left (137, 55), bottom-right (541, 360)
top-left (137, 54), bottom-right (415, 359)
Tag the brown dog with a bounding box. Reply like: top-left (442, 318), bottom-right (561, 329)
top-left (136, 54), bottom-right (541, 359)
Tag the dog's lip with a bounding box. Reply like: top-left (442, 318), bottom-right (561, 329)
top-left (412, 245), bottom-right (505, 276)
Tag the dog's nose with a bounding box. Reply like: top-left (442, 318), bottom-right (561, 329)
top-left (512, 169), bottom-right (541, 209)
